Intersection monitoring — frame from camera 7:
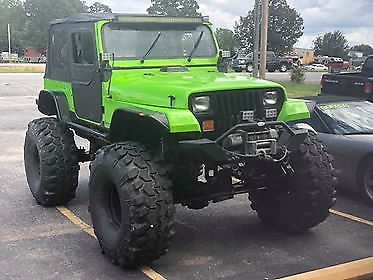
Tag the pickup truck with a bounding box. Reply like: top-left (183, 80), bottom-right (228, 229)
top-left (232, 51), bottom-right (294, 73)
top-left (321, 55), bottom-right (373, 99)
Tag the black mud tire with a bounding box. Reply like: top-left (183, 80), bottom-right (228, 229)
top-left (24, 117), bottom-right (79, 206)
top-left (249, 133), bottom-right (337, 232)
top-left (89, 142), bottom-right (175, 267)
top-left (358, 159), bottom-right (373, 205)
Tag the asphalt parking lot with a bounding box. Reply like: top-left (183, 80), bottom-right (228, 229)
top-left (0, 73), bottom-right (372, 280)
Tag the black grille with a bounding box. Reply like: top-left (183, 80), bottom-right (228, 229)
top-left (213, 89), bottom-right (264, 135)
top-left (192, 89), bottom-right (271, 140)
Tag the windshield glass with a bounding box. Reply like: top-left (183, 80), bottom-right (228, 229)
top-left (318, 101), bottom-right (373, 134)
top-left (102, 23), bottom-right (217, 60)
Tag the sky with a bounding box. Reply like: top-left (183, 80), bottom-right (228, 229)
top-left (86, 0), bottom-right (373, 49)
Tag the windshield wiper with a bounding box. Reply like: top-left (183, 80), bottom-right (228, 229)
top-left (187, 31), bottom-right (204, 62)
top-left (141, 32), bottom-right (162, 64)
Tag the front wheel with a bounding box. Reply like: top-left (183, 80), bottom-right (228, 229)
top-left (246, 64), bottom-right (253, 73)
top-left (24, 118), bottom-right (79, 206)
top-left (89, 142), bottom-right (175, 267)
top-left (359, 160), bottom-right (373, 205)
top-left (249, 133), bottom-right (337, 232)
top-left (279, 64), bottom-right (288, 72)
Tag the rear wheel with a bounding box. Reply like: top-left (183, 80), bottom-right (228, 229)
top-left (24, 118), bottom-right (79, 206)
top-left (249, 133), bottom-right (337, 232)
top-left (359, 160), bottom-right (373, 205)
top-left (89, 142), bottom-right (175, 267)
top-left (279, 64), bottom-right (288, 72)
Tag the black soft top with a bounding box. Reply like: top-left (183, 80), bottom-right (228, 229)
top-left (50, 13), bottom-right (114, 26)
top-left (50, 13), bottom-right (206, 26)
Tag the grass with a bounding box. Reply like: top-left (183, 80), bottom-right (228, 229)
top-left (0, 64), bottom-right (45, 73)
top-left (276, 81), bottom-right (320, 98)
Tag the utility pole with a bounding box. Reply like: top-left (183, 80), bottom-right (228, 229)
top-left (7, 24), bottom-right (11, 63)
top-left (259, 0), bottom-right (269, 79)
top-left (253, 0), bottom-right (261, 78)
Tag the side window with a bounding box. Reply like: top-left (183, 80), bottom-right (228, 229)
top-left (51, 29), bottom-right (67, 69)
top-left (72, 32), bottom-right (95, 65)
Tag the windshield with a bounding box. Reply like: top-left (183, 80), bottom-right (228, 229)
top-left (318, 101), bottom-right (373, 134)
top-left (102, 23), bottom-right (217, 60)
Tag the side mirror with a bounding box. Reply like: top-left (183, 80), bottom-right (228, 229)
top-left (101, 52), bottom-right (114, 64)
top-left (100, 53), bottom-right (114, 82)
top-left (218, 50), bottom-right (232, 73)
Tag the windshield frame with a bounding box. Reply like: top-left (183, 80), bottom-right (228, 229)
top-left (101, 22), bottom-right (218, 62)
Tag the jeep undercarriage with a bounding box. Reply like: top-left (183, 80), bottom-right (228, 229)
top-left (167, 120), bottom-right (307, 208)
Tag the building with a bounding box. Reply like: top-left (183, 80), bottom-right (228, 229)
top-left (23, 48), bottom-right (47, 63)
top-left (292, 48), bottom-right (315, 65)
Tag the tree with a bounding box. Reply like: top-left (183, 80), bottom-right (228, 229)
top-left (88, 2), bottom-right (112, 13)
top-left (350, 44), bottom-right (373, 56)
top-left (0, 0), bottom-right (28, 53)
top-left (314, 31), bottom-right (349, 59)
top-left (234, 0), bottom-right (304, 55)
top-left (23, 0), bottom-right (87, 49)
top-left (147, 0), bottom-right (201, 17)
top-left (216, 28), bottom-right (239, 51)
top-left (1, 0), bottom-right (112, 53)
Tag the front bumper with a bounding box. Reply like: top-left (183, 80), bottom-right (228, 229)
top-left (179, 121), bottom-right (307, 162)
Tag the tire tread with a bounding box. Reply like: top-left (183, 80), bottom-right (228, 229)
top-left (250, 133), bottom-right (337, 232)
top-left (89, 142), bottom-right (175, 267)
top-left (24, 117), bottom-right (79, 206)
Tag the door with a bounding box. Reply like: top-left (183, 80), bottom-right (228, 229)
top-left (70, 25), bottom-right (102, 123)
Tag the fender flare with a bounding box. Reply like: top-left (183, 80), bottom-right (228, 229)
top-left (37, 90), bottom-right (71, 122)
top-left (109, 108), bottom-right (170, 143)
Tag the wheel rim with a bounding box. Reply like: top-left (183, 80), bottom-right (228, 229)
top-left (26, 139), bottom-right (41, 191)
top-left (247, 65), bottom-right (253, 72)
top-left (91, 172), bottom-right (125, 247)
top-left (280, 65), bottom-right (287, 72)
top-left (363, 166), bottom-right (373, 201)
top-left (108, 184), bottom-right (122, 227)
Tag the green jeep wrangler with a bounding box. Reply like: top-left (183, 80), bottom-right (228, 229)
top-left (24, 13), bottom-right (336, 266)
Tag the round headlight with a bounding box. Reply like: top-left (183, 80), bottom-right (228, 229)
top-left (264, 91), bottom-right (278, 106)
top-left (192, 96), bottom-right (210, 113)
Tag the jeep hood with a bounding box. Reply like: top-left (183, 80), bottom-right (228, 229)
top-left (109, 70), bottom-right (283, 109)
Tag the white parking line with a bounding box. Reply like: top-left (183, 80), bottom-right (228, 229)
top-left (330, 209), bottom-right (373, 227)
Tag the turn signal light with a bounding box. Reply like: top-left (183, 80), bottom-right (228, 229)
top-left (202, 120), bottom-right (215, 132)
top-left (364, 82), bottom-right (372, 94)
